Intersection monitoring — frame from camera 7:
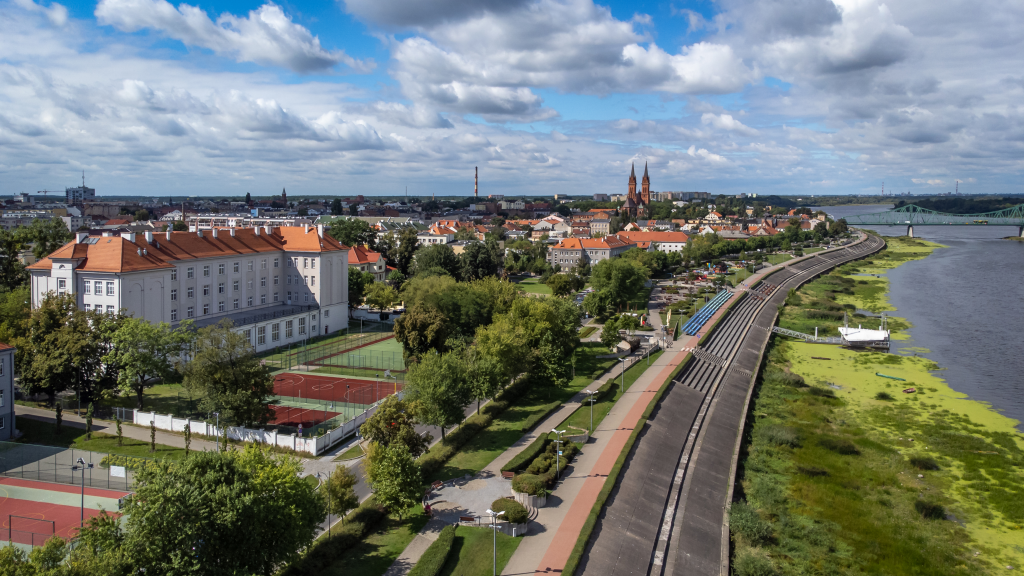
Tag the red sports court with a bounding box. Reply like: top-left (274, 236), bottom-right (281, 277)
top-left (268, 405), bottom-right (340, 428)
top-left (0, 477), bottom-right (128, 547)
top-left (273, 373), bottom-right (404, 406)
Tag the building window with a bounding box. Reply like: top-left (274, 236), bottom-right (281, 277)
top-left (171, 309), bottom-right (177, 321)
top-left (218, 301), bottom-right (225, 312)
top-left (248, 260), bottom-right (254, 271)
top-left (106, 282), bottom-right (115, 296)
top-left (287, 275), bottom-right (292, 285)
top-left (247, 296), bottom-right (253, 306)
top-left (247, 280), bottom-right (253, 290)
top-left (303, 258), bottom-right (308, 268)
top-left (311, 313), bottom-right (316, 321)
top-left (304, 293), bottom-right (309, 302)
top-left (233, 298), bottom-right (239, 309)
top-left (1, 361), bottom-right (4, 378)
top-left (303, 275), bottom-right (308, 285)
top-left (106, 305), bottom-right (115, 313)
top-left (203, 265), bottom-right (210, 277)
top-left (94, 280), bottom-right (102, 294)
top-left (218, 283), bottom-right (225, 294)
top-left (171, 269), bottom-right (177, 281)
top-left (325, 309), bottom-right (329, 318)
top-left (311, 258), bottom-right (316, 269)
top-left (84, 304), bottom-right (91, 311)
top-left (260, 294), bottom-right (266, 304)
top-left (274, 258), bottom-right (279, 268)
top-left (288, 258), bottom-right (293, 267)
top-left (233, 280), bottom-right (239, 291)
top-left (244, 329), bottom-right (252, 343)
top-left (298, 317), bottom-right (306, 335)
top-left (203, 304), bottom-right (209, 315)
top-left (261, 258), bottom-right (267, 270)
top-left (261, 277), bottom-right (267, 287)
top-left (271, 323), bottom-right (280, 342)
top-left (203, 285), bottom-right (210, 296)
top-left (84, 282), bottom-right (91, 295)
top-left (287, 291), bottom-right (292, 301)
top-left (171, 289), bottom-right (177, 301)
top-left (311, 276), bottom-right (315, 286)
top-left (57, 278), bottom-right (66, 290)
top-left (218, 264), bottom-right (225, 275)
top-left (187, 287), bottom-right (195, 298)
top-left (187, 306), bottom-right (194, 318)
top-left (274, 292), bottom-right (279, 302)
top-left (257, 326), bottom-right (266, 345)
top-left (233, 261), bottom-right (240, 273)
top-left (285, 320), bottom-right (293, 338)
top-left (187, 267), bottom-right (194, 279)
top-left (273, 275), bottom-right (279, 286)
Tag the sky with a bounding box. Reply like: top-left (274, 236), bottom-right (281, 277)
top-left (1, 0), bottom-right (1022, 198)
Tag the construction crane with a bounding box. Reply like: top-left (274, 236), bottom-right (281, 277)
top-left (35, 190), bottom-right (63, 198)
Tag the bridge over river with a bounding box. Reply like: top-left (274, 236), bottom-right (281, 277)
top-left (844, 203), bottom-right (1024, 237)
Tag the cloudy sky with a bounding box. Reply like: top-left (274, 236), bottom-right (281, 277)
top-left (1, 0), bottom-right (1022, 198)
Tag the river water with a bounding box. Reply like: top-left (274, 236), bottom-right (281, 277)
top-left (811, 204), bottom-right (1024, 427)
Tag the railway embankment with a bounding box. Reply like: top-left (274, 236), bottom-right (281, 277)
top-left (732, 236), bottom-right (1024, 575)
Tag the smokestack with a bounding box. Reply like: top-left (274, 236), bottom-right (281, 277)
top-left (474, 166), bottom-right (478, 198)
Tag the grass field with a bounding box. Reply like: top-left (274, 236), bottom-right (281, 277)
top-left (14, 417), bottom-right (187, 461)
top-left (510, 275), bottom-right (552, 295)
top-left (438, 526), bottom-right (521, 576)
top-left (335, 443), bottom-right (364, 461)
top-left (319, 507), bottom-right (429, 576)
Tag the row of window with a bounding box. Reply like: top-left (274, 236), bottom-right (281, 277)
top-left (169, 290), bottom-right (314, 321)
top-left (169, 275), bottom-right (316, 301)
top-left (74, 280), bottom-right (116, 296)
top-left (169, 257), bottom-right (318, 281)
top-left (249, 317), bottom-right (308, 345)
top-left (83, 304), bottom-right (117, 313)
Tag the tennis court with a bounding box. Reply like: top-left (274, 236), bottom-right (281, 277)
top-left (0, 477), bottom-right (128, 548)
top-left (268, 405), bottom-right (341, 429)
top-left (273, 372), bottom-right (404, 406)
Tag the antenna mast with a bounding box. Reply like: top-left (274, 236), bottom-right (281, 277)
top-left (474, 166), bottom-right (478, 198)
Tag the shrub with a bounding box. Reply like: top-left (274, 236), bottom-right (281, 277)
top-left (100, 454), bottom-right (160, 473)
top-left (729, 502), bottom-right (772, 545)
top-left (280, 499), bottom-right (387, 575)
top-left (914, 500), bottom-right (946, 520)
top-left (512, 474), bottom-right (545, 496)
top-left (490, 498), bottom-right (529, 524)
top-left (817, 436), bottom-right (860, 455)
top-left (805, 309), bottom-right (844, 321)
top-left (502, 437), bottom-right (550, 473)
top-left (910, 456), bottom-right (940, 471)
top-left (759, 425), bottom-right (800, 448)
top-left (408, 525), bottom-right (456, 576)
top-left (808, 387), bottom-right (836, 398)
top-left (733, 551), bottom-right (778, 576)
top-left (874, 391), bottom-right (895, 401)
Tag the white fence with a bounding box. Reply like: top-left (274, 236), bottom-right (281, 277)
top-left (132, 404), bottom-right (379, 456)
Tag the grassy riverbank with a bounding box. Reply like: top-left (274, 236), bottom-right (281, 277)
top-left (732, 236), bottom-right (1024, 575)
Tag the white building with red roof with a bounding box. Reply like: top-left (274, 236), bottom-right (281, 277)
top-left (348, 245), bottom-right (387, 282)
top-left (27, 226), bottom-right (349, 352)
top-left (612, 231), bottom-right (690, 253)
top-left (547, 235), bottom-right (635, 267)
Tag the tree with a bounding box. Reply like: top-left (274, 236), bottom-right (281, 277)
top-left (172, 221), bottom-right (188, 231)
top-left (366, 442), bottom-right (422, 519)
top-left (324, 465), bottom-right (359, 524)
top-left (394, 227), bottom-right (420, 275)
top-left (458, 240), bottom-right (499, 281)
top-left (349, 203), bottom-right (359, 216)
top-left (394, 304), bottom-right (450, 360)
top-left (327, 218), bottom-right (376, 249)
top-left (453, 227), bottom-right (477, 241)
top-left (103, 318), bottom-right (187, 409)
top-left (600, 317), bottom-right (621, 350)
top-left (0, 228), bottom-right (28, 292)
top-left (590, 258), bottom-right (649, 311)
top-left (359, 395), bottom-right (431, 457)
top-left (546, 273), bottom-right (574, 297)
top-left (617, 313), bottom-right (640, 335)
top-left (348, 267), bottom-right (375, 309)
top-left (376, 232), bottom-right (398, 267)
top-left (134, 209), bottom-right (150, 222)
top-left (464, 345), bottom-right (502, 413)
top-left (20, 217), bottom-right (72, 260)
top-left (405, 350), bottom-right (471, 438)
top-left (180, 320), bottom-right (274, 427)
top-left (582, 291), bottom-right (607, 318)
top-left (0, 285), bottom-right (30, 343)
top-left (387, 269), bottom-right (406, 290)
top-left (832, 218), bottom-right (849, 235)
top-left (119, 446), bottom-right (323, 576)
top-left (331, 198), bottom-right (343, 215)
top-left (364, 282), bottom-right (399, 312)
top-left (555, 204), bottom-right (572, 217)
top-left (245, 192), bottom-right (252, 204)
top-left (413, 244), bottom-right (460, 278)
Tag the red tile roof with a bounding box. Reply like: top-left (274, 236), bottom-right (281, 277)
top-left (614, 231), bottom-right (690, 244)
top-left (348, 245), bottom-right (382, 266)
top-left (552, 236), bottom-right (634, 250)
top-left (0, 342), bottom-right (14, 351)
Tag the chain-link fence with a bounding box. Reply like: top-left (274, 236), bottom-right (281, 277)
top-left (0, 441), bottom-right (139, 492)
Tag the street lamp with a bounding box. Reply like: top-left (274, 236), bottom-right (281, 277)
top-left (583, 390), bottom-right (597, 434)
top-left (375, 373), bottom-right (379, 404)
top-left (551, 429), bottom-right (566, 481)
top-left (619, 357), bottom-right (626, 391)
top-left (71, 457), bottom-right (94, 528)
top-left (485, 509), bottom-right (506, 576)
top-left (213, 412), bottom-right (220, 452)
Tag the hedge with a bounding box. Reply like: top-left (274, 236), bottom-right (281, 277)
top-left (407, 524), bottom-right (456, 576)
top-left (512, 474), bottom-right (545, 496)
top-left (99, 454), bottom-right (161, 473)
top-left (501, 436), bottom-right (550, 473)
top-left (512, 440), bottom-right (579, 494)
top-left (490, 498), bottom-right (529, 524)
top-left (278, 498), bottom-right (388, 576)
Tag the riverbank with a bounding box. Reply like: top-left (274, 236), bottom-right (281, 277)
top-left (732, 236), bottom-right (1024, 575)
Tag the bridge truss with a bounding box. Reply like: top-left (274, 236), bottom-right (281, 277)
top-left (844, 203), bottom-right (1024, 227)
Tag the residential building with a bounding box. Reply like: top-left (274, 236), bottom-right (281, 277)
top-left (499, 200), bottom-right (525, 210)
top-left (612, 231), bottom-right (690, 253)
top-left (66, 185), bottom-right (95, 205)
top-left (189, 214), bottom-right (314, 231)
top-left (0, 342), bottom-right (14, 440)
top-left (548, 235), bottom-right (635, 267)
top-left (27, 226), bottom-right (349, 352)
top-left (593, 194), bottom-right (609, 202)
top-left (348, 245), bottom-right (387, 282)
top-left (590, 215), bottom-right (611, 236)
top-left (0, 210), bottom-right (53, 231)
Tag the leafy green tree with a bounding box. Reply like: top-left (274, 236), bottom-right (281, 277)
top-left (364, 282), bottom-right (399, 312)
top-left (0, 285), bottom-right (30, 343)
top-left (103, 318), bottom-right (188, 409)
top-left (180, 320), bottom-right (274, 427)
top-left (453, 227), bottom-right (477, 241)
top-left (832, 218), bottom-right (849, 235)
top-left (600, 317), bottom-right (621, 350)
top-left (394, 304), bottom-right (450, 360)
top-left (394, 227), bottom-right (420, 275)
top-left (360, 395), bottom-right (432, 456)
top-left (387, 269), bottom-right (406, 290)
top-left (134, 209), bottom-right (150, 222)
top-left (21, 217), bottom-right (72, 259)
top-left (464, 345), bottom-right (503, 413)
top-left (590, 258), bottom-right (649, 312)
top-left (327, 218), bottom-right (376, 249)
top-left (331, 198), bottom-right (343, 215)
top-left (121, 446), bottom-right (324, 576)
top-left (324, 465), bottom-right (360, 524)
top-left (405, 350), bottom-right (471, 438)
top-left (413, 244), bottom-right (460, 277)
top-left (0, 229), bottom-right (27, 292)
top-left (546, 273), bottom-right (574, 297)
top-left (366, 442), bottom-right (422, 519)
top-left (348, 267), bottom-right (375, 308)
top-left (458, 240), bottom-right (500, 281)
top-left (376, 232), bottom-right (398, 267)
top-left (617, 313), bottom-right (640, 335)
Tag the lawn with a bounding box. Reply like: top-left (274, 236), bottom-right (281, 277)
top-left (438, 526), bottom-right (521, 576)
top-left (14, 417), bottom-right (187, 461)
top-left (558, 350), bottom-right (664, 434)
top-left (428, 342), bottom-right (618, 482)
top-left (319, 507), bottom-right (429, 576)
top-left (511, 275), bottom-right (552, 295)
top-left (579, 326), bottom-right (598, 339)
top-left (336, 443), bottom-right (365, 461)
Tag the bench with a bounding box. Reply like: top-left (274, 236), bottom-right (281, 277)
top-left (431, 480), bottom-right (444, 491)
top-left (501, 471), bottom-right (515, 480)
top-left (459, 516), bottom-right (476, 524)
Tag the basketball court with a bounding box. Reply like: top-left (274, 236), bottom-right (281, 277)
top-left (272, 372), bottom-right (404, 406)
top-left (0, 477), bottom-right (128, 548)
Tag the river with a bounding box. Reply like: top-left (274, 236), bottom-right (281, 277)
top-left (811, 204), bottom-right (1024, 428)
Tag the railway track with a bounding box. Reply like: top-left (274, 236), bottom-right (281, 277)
top-left (578, 234), bottom-right (885, 576)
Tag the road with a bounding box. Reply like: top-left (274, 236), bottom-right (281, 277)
top-left (578, 234), bottom-right (885, 576)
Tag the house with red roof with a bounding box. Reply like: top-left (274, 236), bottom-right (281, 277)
top-left (348, 245), bottom-right (387, 282)
top-left (612, 231), bottom-right (690, 253)
top-left (547, 235), bottom-right (635, 267)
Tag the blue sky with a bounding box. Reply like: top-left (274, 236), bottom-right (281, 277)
top-left (1, 0), bottom-right (1022, 197)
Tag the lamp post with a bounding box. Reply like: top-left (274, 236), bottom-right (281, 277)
top-left (583, 390), bottom-right (596, 434)
top-left (619, 357), bottom-right (626, 391)
top-left (213, 412), bottom-right (220, 452)
top-left (71, 457), bottom-right (94, 528)
top-left (376, 373), bottom-right (379, 404)
top-left (485, 509), bottom-right (506, 576)
top-left (551, 429), bottom-right (566, 481)
top-left (346, 384), bottom-right (351, 418)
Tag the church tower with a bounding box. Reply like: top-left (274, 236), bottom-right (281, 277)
top-left (641, 162), bottom-right (650, 204)
top-left (628, 163), bottom-right (637, 199)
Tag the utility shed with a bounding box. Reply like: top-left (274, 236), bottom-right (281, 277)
top-left (838, 326), bottom-right (890, 350)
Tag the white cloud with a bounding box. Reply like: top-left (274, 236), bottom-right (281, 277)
top-left (687, 145), bottom-right (727, 163)
top-left (12, 0), bottom-right (68, 26)
top-left (911, 178), bottom-right (946, 185)
top-left (95, 0), bottom-right (373, 73)
top-left (701, 113), bottom-right (759, 136)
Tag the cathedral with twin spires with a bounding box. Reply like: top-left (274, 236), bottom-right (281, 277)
top-left (624, 162), bottom-right (650, 218)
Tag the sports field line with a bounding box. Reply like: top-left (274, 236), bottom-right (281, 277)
top-left (0, 483), bottom-right (123, 511)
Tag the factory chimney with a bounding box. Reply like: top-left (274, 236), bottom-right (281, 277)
top-left (474, 166), bottom-right (478, 198)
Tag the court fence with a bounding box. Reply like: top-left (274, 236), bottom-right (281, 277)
top-left (257, 321), bottom-right (402, 373)
top-left (0, 441), bottom-right (138, 492)
top-left (4, 515), bottom-right (55, 548)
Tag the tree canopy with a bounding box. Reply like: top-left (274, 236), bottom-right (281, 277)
top-left (326, 218), bottom-right (376, 249)
top-left (359, 395), bottom-right (432, 457)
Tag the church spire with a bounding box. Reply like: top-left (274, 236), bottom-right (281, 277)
top-left (629, 163), bottom-right (636, 181)
top-left (642, 162), bottom-right (649, 181)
